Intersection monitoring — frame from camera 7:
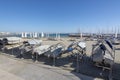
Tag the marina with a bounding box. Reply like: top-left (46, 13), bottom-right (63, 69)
top-left (0, 33), bottom-right (120, 80)
top-left (1, 0), bottom-right (120, 80)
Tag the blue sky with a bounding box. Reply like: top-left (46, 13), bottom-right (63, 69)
top-left (0, 0), bottom-right (120, 33)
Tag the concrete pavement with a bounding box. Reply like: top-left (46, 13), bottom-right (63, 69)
top-left (0, 54), bottom-right (102, 80)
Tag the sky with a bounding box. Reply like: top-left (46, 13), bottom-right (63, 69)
top-left (0, 0), bottom-right (120, 33)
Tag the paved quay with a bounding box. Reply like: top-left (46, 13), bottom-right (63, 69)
top-left (0, 54), bottom-right (102, 80)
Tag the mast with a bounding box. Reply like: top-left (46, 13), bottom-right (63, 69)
top-left (115, 27), bottom-right (117, 38)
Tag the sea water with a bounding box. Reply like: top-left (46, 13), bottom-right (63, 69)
top-left (0, 33), bottom-right (69, 38)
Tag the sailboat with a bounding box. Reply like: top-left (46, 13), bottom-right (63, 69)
top-left (41, 32), bottom-right (44, 38)
top-left (111, 27), bottom-right (120, 45)
top-left (92, 40), bottom-right (115, 68)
